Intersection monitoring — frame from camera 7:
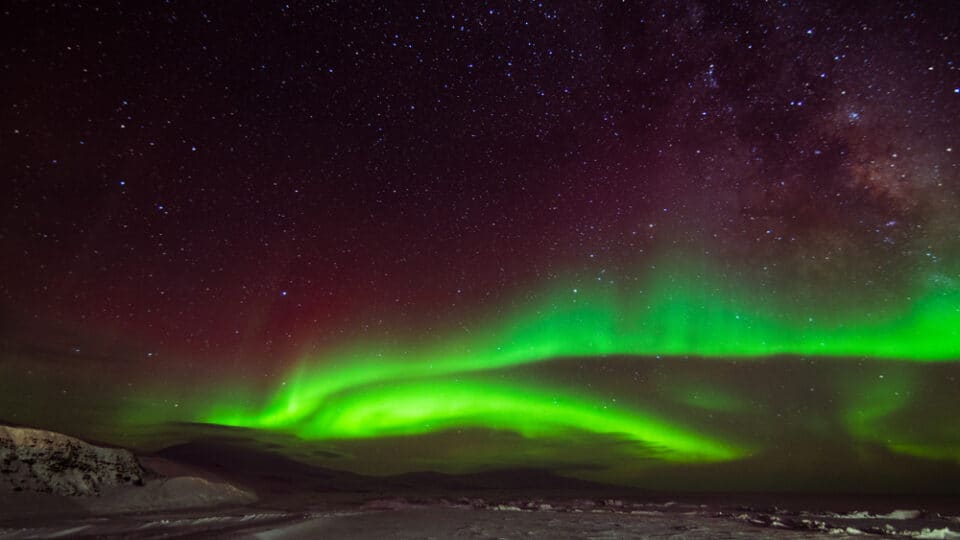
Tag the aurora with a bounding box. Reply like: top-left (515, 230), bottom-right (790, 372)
top-left (200, 256), bottom-right (960, 467)
top-left (5, 0), bottom-right (960, 501)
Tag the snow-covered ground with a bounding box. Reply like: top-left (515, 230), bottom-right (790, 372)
top-left (1, 498), bottom-right (958, 539)
top-left (3, 425), bottom-right (958, 538)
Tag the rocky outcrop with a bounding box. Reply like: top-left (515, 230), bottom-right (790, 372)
top-left (0, 425), bottom-right (144, 496)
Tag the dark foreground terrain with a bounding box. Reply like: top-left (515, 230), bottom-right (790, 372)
top-left (2, 427), bottom-right (959, 539)
top-left (3, 494), bottom-right (960, 539)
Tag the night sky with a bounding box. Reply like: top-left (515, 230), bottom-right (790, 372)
top-left (2, 1), bottom-right (960, 492)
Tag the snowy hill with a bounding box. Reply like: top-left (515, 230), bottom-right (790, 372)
top-left (0, 425), bottom-right (143, 496)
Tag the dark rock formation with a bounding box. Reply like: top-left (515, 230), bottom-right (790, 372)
top-left (0, 425), bottom-right (144, 496)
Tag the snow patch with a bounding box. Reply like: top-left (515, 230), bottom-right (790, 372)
top-left (832, 508), bottom-right (924, 520)
top-left (912, 528), bottom-right (960, 539)
top-left (86, 476), bottom-right (257, 513)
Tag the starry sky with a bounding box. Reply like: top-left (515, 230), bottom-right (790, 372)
top-left (1, 1), bottom-right (960, 492)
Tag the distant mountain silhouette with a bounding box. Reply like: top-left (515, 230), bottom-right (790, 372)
top-left (155, 438), bottom-right (618, 495)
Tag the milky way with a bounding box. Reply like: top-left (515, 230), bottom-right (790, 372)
top-left (1, 1), bottom-right (959, 491)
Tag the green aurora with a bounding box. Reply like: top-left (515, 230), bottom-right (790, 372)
top-left (200, 259), bottom-right (960, 470)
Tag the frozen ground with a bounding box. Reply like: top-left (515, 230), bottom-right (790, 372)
top-left (2, 427), bottom-right (958, 538)
top-left (1, 496), bottom-right (958, 539)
